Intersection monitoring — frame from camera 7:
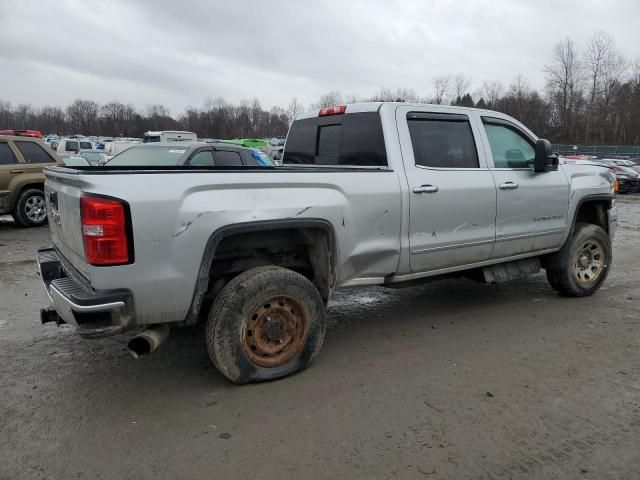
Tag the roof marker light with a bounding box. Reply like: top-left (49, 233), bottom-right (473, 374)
top-left (318, 105), bottom-right (346, 117)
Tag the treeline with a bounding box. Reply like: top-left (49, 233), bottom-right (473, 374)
top-left (1, 31), bottom-right (638, 144)
top-left (311, 32), bottom-right (640, 145)
top-left (0, 98), bottom-right (291, 139)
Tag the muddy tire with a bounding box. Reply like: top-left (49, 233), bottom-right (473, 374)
top-left (545, 223), bottom-right (611, 297)
top-left (206, 266), bottom-right (326, 384)
top-left (13, 188), bottom-right (47, 228)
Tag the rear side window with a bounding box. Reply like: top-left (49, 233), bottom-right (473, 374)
top-left (283, 112), bottom-right (387, 167)
top-left (79, 142), bottom-right (93, 150)
top-left (0, 142), bottom-right (17, 165)
top-left (214, 150), bottom-right (243, 166)
top-left (15, 141), bottom-right (53, 164)
top-left (188, 150), bottom-right (215, 167)
top-left (407, 113), bottom-right (479, 169)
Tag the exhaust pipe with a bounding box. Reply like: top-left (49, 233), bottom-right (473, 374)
top-left (127, 324), bottom-right (170, 359)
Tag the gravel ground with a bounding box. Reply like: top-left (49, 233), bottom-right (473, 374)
top-left (1, 197), bottom-right (639, 480)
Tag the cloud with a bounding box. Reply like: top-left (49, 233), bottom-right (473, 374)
top-left (1, 0), bottom-right (638, 114)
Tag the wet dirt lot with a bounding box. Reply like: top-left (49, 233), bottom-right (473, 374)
top-left (1, 197), bottom-right (639, 480)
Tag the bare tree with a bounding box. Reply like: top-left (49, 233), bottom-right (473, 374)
top-left (481, 80), bottom-right (505, 108)
top-left (432, 75), bottom-right (451, 104)
top-left (287, 97), bottom-right (303, 123)
top-left (585, 31), bottom-right (611, 104)
top-left (453, 73), bottom-right (471, 100)
top-left (66, 99), bottom-right (98, 134)
top-left (544, 38), bottom-right (584, 136)
top-left (312, 91), bottom-right (344, 109)
top-left (100, 101), bottom-right (127, 135)
top-left (0, 100), bottom-right (13, 128)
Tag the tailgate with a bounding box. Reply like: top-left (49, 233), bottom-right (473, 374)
top-left (44, 167), bottom-right (90, 278)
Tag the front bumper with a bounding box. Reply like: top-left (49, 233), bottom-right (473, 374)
top-left (37, 247), bottom-right (133, 338)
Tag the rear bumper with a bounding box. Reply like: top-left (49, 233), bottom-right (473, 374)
top-left (37, 247), bottom-right (133, 338)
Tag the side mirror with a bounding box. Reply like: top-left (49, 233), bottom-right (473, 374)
top-left (534, 139), bottom-right (558, 173)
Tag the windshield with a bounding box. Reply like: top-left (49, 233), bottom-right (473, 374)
top-left (105, 146), bottom-right (187, 166)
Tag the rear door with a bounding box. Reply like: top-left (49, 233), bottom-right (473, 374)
top-left (478, 116), bottom-right (569, 258)
top-left (396, 106), bottom-right (497, 272)
top-left (0, 141), bottom-right (24, 211)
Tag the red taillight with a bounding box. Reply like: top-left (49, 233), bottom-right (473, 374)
top-left (80, 194), bottom-right (132, 265)
top-left (318, 105), bottom-right (346, 117)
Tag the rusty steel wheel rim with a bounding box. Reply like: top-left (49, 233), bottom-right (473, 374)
top-left (242, 296), bottom-right (309, 368)
top-left (572, 239), bottom-right (605, 286)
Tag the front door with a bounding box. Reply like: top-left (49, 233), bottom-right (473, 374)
top-left (396, 107), bottom-right (497, 273)
top-left (478, 116), bottom-right (569, 258)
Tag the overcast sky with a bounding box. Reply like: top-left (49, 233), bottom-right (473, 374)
top-left (1, 0), bottom-right (639, 115)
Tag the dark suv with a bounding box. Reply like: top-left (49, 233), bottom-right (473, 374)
top-left (0, 135), bottom-right (60, 227)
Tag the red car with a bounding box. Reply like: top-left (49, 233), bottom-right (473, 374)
top-left (0, 129), bottom-right (43, 139)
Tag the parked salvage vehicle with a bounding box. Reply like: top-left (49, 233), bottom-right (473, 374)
top-left (56, 138), bottom-right (96, 156)
top-left (596, 160), bottom-right (640, 193)
top-left (0, 135), bottom-right (60, 226)
top-left (143, 131), bottom-right (197, 143)
top-left (104, 142), bottom-right (274, 167)
top-left (38, 102), bottom-right (617, 383)
top-left (65, 149), bottom-right (110, 166)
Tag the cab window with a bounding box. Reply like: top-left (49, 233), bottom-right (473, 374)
top-left (482, 120), bottom-right (535, 169)
top-left (407, 113), bottom-right (479, 168)
top-left (214, 150), bottom-right (243, 166)
top-left (189, 150), bottom-right (215, 167)
top-left (15, 141), bottom-right (53, 163)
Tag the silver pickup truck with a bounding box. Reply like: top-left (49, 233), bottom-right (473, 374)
top-left (38, 102), bottom-right (617, 383)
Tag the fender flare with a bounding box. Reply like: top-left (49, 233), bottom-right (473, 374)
top-left (544, 193), bottom-right (613, 270)
top-left (183, 218), bottom-right (338, 324)
top-left (567, 193), bottom-right (613, 235)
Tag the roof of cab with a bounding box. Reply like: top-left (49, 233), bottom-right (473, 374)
top-left (295, 101), bottom-right (515, 120)
top-left (292, 101), bottom-right (537, 139)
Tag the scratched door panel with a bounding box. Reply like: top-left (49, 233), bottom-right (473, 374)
top-left (395, 105), bottom-right (498, 273)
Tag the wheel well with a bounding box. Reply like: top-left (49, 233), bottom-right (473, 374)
top-left (574, 200), bottom-right (609, 233)
top-left (184, 225), bottom-right (336, 325)
top-left (19, 183), bottom-right (44, 194)
top-left (210, 227), bottom-right (334, 298)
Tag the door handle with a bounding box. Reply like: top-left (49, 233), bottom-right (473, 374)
top-left (413, 185), bottom-right (439, 194)
top-left (10, 169), bottom-right (25, 174)
top-left (499, 182), bottom-right (519, 190)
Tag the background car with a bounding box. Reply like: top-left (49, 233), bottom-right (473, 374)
top-left (67, 149), bottom-right (110, 165)
top-left (0, 135), bottom-right (61, 226)
top-left (104, 142), bottom-right (275, 168)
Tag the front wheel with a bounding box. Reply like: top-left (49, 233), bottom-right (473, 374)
top-left (206, 266), bottom-right (326, 384)
top-left (545, 223), bottom-right (612, 297)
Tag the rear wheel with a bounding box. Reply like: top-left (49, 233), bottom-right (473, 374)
top-left (206, 266), bottom-right (326, 384)
top-left (545, 223), bottom-right (611, 297)
top-left (13, 188), bottom-right (47, 228)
